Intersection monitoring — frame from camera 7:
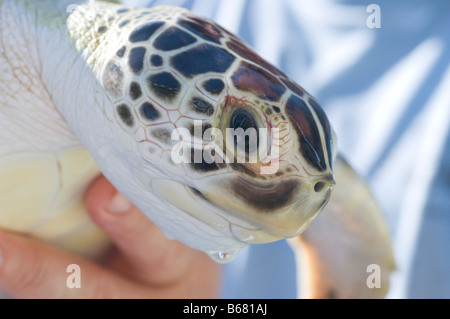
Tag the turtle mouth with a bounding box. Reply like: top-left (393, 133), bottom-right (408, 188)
top-left (150, 177), bottom-right (282, 245)
top-left (186, 186), bottom-right (283, 244)
top-left (190, 174), bottom-right (335, 239)
top-left (151, 175), bottom-right (332, 246)
top-left (228, 178), bottom-right (300, 211)
top-left (188, 186), bottom-right (212, 203)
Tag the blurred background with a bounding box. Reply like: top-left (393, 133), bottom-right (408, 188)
top-left (123, 0), bottom-right (450, 298)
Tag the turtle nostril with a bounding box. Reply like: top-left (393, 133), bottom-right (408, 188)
top-left (314, 181), bottom-right (326, 193)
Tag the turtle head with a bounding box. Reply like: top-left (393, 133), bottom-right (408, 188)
top-left (174, 69), bottom-right (337, 245)
top-left (92, 6), bottom-right (336, 258)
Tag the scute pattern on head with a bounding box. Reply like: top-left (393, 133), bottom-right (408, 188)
top-left (153, 26), bottom-right (197, 51)
top-left (129, 82), bottom-right (142, 100)
top-left (202, 79), bottom-right (225, 96)
top-left (100, 5), bottom-right (334, 179)
top-left (231, 62), bottom-right (286, 102)
top-left (146, 72), bottom-right (182, 100)
top-left (128, 46), bottom-right (146, 74)
top-left (103, 60), bottom-right (124, 98)
top-left (286, 95), bottom-right (328, 172)
top-left (178, 13), bottom-right (223, 44)
top-left (170, 44), bottom-right (236, 78)
top-left (128, 21), bottom-right (165, 43)
top-left (140, 101), bottom-right (160, 121)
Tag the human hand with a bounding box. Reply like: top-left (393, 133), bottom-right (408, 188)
top-left (0, 175), bottom-right (221, 298)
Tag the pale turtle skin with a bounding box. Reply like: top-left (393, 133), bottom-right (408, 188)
top-left (0, 0), bottom-right (395, 298)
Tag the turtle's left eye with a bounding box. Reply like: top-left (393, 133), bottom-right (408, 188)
top-left (230, 109), bottom-right (259, 155)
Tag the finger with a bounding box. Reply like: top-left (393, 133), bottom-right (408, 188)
top-left (0, 228), bottom-right (219, 298)
top-left (0, 229), bottom-right (145, 298)
top-left (84, 176), bottom-right (220, 288)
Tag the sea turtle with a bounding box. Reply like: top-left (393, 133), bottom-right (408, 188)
top-left (0, 0), bottom-right (395, 298)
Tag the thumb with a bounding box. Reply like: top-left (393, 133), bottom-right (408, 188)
top-left (85, 176), bottom-right (214, 286)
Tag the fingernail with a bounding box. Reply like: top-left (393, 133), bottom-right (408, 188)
top-left (106, 192), bottom-right (133, 214)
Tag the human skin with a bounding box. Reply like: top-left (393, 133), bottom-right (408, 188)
top-left (0, 175), bottom-right (221, 298)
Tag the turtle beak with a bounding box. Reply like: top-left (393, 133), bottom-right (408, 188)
top-left (199, 172), bottom-right (335, 241)
top-left (151, 171), bottom-right (334, 247)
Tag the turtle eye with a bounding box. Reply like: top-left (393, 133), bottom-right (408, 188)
top-left (230, 109), bottom-right (258, 132)
top-left (229, 109), bottom-right (259, 156)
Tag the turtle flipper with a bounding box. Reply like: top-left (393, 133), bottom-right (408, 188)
top-left (289, 155), bottom-right (395, 299)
